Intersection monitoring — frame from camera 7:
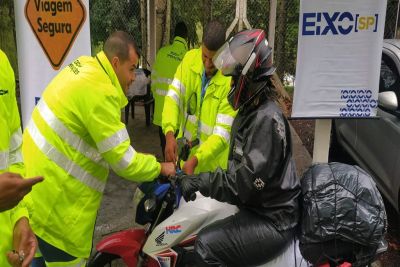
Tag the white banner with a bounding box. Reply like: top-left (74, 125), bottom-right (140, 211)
top-left (15, 0), bottom-right (91, 127)
top-left (292, 0), bottom-right (387, 118)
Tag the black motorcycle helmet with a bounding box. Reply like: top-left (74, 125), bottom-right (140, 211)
top-left (213, 29), bottom-right (275, 110)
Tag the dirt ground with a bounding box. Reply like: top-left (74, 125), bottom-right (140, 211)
top-left (290, 119), bottom-right (315, 155)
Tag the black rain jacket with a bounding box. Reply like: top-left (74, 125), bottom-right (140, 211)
top-left (196, 96), bottom-right (301, 231)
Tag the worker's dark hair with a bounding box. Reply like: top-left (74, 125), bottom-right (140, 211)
top-left (104, 31), bottom-right (139, 62)
top-left (203, 20), bottom-right (226, 51)
top-left (174, 21), bottom-right (188, 39)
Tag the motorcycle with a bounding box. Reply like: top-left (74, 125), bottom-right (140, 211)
top-left (88, 166), bottom-right (389, 267)
top-left (88, 174), bottom-right (306, 267)
top-left (88, 93), bottom-right (387, 267)
top-left (90, 87), bottom-right (304, 266)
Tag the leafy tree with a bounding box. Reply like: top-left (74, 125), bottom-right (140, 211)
top-left (90, 0), bottom-right (141, 54)
top-left (0, 0), bottom-right (18, 76)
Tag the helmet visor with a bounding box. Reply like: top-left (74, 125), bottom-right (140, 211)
top-left (213, 42), bottom-right (241, 77)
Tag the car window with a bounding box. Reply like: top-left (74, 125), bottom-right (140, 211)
top-left (380, 54), bottom-right (400, 96)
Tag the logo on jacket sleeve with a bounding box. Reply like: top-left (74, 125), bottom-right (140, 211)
top-left (0, 89), bottom-right (9, 95)
top-left (253, 178), bottom-right (265, 190)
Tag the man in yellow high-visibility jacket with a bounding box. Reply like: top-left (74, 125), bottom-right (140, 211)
top-left (22, 32), bottom-right (175, 266)
top-left (0, 49), bottom-right (43, 267)
top-left (162, 20), bottom-right (237, 174)
top-left (151, 21), bottom-right (188, 156)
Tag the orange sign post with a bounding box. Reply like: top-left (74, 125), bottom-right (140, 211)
top-left (25, 0), bottom-right (86, 70)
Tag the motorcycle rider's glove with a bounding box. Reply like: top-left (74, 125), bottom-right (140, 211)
top-left (180, 175), bottom-right (200, 202)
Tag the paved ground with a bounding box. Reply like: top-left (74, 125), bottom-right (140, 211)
top-left (92, 104), bottom-right (313, 257)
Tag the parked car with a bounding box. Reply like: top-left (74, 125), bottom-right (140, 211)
top-left (333, 39), bottom-right (400, 214)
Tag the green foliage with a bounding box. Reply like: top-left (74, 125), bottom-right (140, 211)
top-left (171, 0), bottom-right (236, 48)
top-left (0, 0), bottom-right (18, 77)
top-left (171, 1), bottom-right (202, 47)
top-left (1, 0), bottom-right (399, 80)
top-left (89, 0), bottom-right (141, 55)
top-left (285, 85), bottom-right (294, 96)
top-left (280, 0), bottom-right (300, 77)
top-left (247, 0), bottom-right (269, 33)
top-left (210, 0), bottom-right (236, 35)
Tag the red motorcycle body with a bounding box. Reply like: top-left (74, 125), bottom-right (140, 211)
top-left (95, 228), bottom-right (146, 266)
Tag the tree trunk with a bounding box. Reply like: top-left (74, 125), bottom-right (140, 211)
top-left (162, 0), bottom-right (171, 46)
top-left (275, 0), bottom-right (287, 78)
top-left (156, 0), bottom-right (166, 50)
top-left (140, 0), bottom-right (148, 68)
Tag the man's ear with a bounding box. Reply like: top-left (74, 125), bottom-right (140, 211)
top-left (111, 56), bottom-right (119, 69)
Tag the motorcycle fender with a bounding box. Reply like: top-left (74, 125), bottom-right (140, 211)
top-left (96, 228), bottom-right (146, 266)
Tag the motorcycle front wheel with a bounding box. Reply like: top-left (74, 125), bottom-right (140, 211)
top-left (87, 252), bottom-right (123, 267)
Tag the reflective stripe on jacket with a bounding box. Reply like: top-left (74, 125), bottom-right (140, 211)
top-left (0, 49), bottom-right (27, 267)
top-left (151, 36), bottom-right (187, 126)
top-left (22, 51), bottom-right (161, 258)
top-left (0, 49), bottom-right (23, 174)
top-left (162, 48), bottom-right (237, 173)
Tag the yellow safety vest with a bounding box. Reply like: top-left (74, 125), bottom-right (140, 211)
top-left (0, 49), bottom-right (27, 267)
top-left (151, 36), bottom-right (188, 126)
top-left (162, 48), bottom-right (237, 173)
top-left (22, 51), bottom-right (161, 258)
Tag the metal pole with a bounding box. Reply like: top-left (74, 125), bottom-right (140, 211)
top-left (238, 0), bottom-right (244, 31)
top-left (242, 0), bottom-right (252, 29)
top-left (226, 0), bottom-right (240, 39)
top-left (312, 119), bottom-right (332, 164)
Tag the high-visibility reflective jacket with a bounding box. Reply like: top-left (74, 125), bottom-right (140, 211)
top-left (151, 36), bottom-right (188, 126)
top-left (0, 203), bottom-right (29, 267)
top-left (0, 49), bottom-right (23, 174)
top-left (162, 48), bottom-right (236, 173)
top-left (22, 51), bottom-right (161, 258)
top-left (0, 49), bottom-right (27, 267)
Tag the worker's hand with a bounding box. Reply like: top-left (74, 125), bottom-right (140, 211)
top-left (183, 156), bottom-right (198, 175)
top-left (7, 217), bottom-right (37, 267)
top-left (0, 173), bottom-right (44, 212)
top-left (160, 162), bottom-right (176, 177)
top-left (180, 175), bottom-right (200, 202)
top-left (164, 131), bottom-right (178, 163)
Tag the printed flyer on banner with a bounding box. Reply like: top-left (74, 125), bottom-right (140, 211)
top-left (14, 0), bottom-right (91, 127)
top-left (292, 0), bottom-right (387, 118)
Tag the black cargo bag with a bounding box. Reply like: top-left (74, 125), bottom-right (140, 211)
top-left (299, 162), bottom-right (386, 266)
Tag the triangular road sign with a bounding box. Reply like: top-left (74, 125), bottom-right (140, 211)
top-left (25, 0), bottom-right (86, 70)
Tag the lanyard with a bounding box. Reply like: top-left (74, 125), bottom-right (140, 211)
top-left (197, 71), bottom-right (211, 139)
top-left (201, 71), bottom-right (210, 104)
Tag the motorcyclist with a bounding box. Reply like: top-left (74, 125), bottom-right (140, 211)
top-left (180, 29), bottom-right (301, 266)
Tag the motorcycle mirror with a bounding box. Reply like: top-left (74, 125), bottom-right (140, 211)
top-left (144, 198), bottom-right (156, 212)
